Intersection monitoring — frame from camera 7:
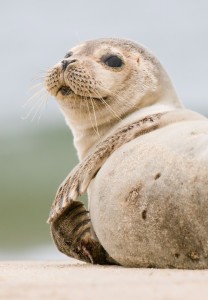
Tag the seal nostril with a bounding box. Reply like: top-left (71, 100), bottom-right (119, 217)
top-left (61, 59), bottom-right (77, 71)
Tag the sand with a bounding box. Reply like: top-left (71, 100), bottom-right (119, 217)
top-left (1, 260), bottom-right (208, 300)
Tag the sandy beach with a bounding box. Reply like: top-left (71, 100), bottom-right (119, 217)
top-left (1, 260), bottom-right (208, 300)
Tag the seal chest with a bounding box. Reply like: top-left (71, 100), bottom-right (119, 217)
top-left (45, 38), bottom-right (208, 268)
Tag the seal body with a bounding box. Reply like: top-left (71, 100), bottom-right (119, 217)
top-left (89, 119), bottom-right (208, 268)
top-left (45, 38), bottom-right (208, 268)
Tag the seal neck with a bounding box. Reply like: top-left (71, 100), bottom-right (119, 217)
top-left (66, 102), bottom-right (180, 161)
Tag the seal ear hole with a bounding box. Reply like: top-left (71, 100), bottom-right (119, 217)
top-left (137, 57), bottom-right (140, 63)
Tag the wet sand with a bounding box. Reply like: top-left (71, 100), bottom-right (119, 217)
top-left (1, 260), bottom-right (208, 300)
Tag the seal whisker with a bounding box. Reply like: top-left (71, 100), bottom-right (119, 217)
top-left (74, 64), bottom-right (100, 136)
top-left (30, 94), bottom-right (48, 122)
top-left (85, 97), bottom-right (99, 135)
top-left (22, 90), bottom-right (49, 122)
top-left (89, 93), bottom-right (100, 137)
top-left (83, 73), bottom-right (125, 119)
top-left (29, 82), bottom-right (44, 92)
top-left (31, 74), bottom-right (46, 81)
top-left (23, 88), bottom-right (46, 108)
top-left (79, 95), bottom-right (83, 120)
top-left (93, 88), bottom-right (122, 121)
top-left (97, 83), bottom-right (134, 110)
top-left (22, 98), bottom-right (42, 121)
top-left (36, 92), bottom-right (49, 122)
top-left (31, 70), bottom-right (49, 82)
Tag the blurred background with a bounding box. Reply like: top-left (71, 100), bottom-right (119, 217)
top-left (1, 0), bottom-right (207, 260)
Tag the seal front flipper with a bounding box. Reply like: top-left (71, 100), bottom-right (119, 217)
top-left (47, 161), bottom-right (94, 223)
top-left (48, 112), bottom-right (166, 223)
top-left (50, 201), bottom-right (115, 264)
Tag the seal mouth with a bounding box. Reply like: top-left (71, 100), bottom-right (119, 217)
top-left (59, 86), bottom-right (73, 96)
top-left (58, 86), bottom-right (108, 101)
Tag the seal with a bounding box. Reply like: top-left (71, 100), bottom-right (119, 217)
top-left (45, 38), bottom-right (208, 268)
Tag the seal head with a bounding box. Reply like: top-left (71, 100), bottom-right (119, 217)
top-left (45, 38), bottom-right (182, 158)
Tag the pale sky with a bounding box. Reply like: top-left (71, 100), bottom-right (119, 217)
top-left (1, 0), bottom-right (208, 133)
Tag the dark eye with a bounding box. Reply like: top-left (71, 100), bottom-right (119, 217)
top-left (103, 55), bottom-right (123, 68)
top-left (64, 51), bottom-right (73, 58)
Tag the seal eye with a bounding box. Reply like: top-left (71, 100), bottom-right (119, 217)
top-left (103, 55), bottom-right (123, 68)
top-left (64, 51), bottom-right (73, 58)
